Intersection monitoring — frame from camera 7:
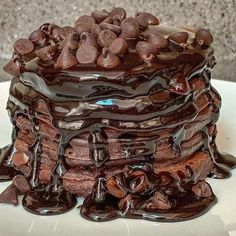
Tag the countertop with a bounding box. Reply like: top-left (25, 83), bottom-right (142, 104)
top-left (0, 0), bottom-right (235, 82)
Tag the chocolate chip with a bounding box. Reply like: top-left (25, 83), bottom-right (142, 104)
top-left (135, 12), bottom-right (160, 28)
top-left (29, 29), bottom-right (47, 45)
top-left (3, 59), bottom-right (22, 77)
top-left (168, 32), bottom-right (189, 45)
top-left (109, 38), bottom-right (127, 55)
top-left (109, 7), bottom-right (126, 20)
top-left (192, 181), bottom-right (213, 198)
top-left (128, 170), bottom-right (150, 193)
top-left (102, 16), bottom-right (113, 24)
top-left (118, 194), bottom-right (134, 212)
top-left (40, 23), bottom-right (50, 34)
top-left (48, 24), bottom-right (61, 41)
top-left (55, 46), bottom-right (78, 69)
top-left (36, 45), bottom-right (56, 61)
top-left (80, 32), bottom-right (97, 47)
top-left (59, 26), bottom-right (76, 39)
top-left (120, 21), bottom-right (139, 39)
top-left (121, 17), bottom-right (139, 29)
top-left (12, 175), bottom-right (30, 194)
top-left (91, 24), bottom-right (102, 38)
top-left (106, 174), bottom-right (127, 198)
top-left (60, 33), bottom-right (79, 50)
top-left (98, 29), bottom-right (117, 47)
top-left (74, 24), bottom-right (91, 35)
top-left (76, 44), bottom-right (98, 64)
top-left (14, 39), bottom-right (34, 55)
top-left (152, 191), bottom-right (172, 210)
top-left (12, 151), bottom-right (29, 166)
top-left (97, 49), bottom-right (120, 68)
top-left (159, 173), bottom-right (173, 186)
top-left (135, 41), bottom-right (157, 62)
top-left (195, 28), bottom-right (213, 48)
top-left (75, 15), bottom-right (95, 27)
top-left (112, 16), bottom-right (122, 26)
top-left (74, 16), bottom-right (95, 36)
top-left (147, 32), bottom-right (168, 49)
top-left (91, 10), bottom-right (109, 23)
top-left (100, 22), bottom-right (121, 35)
top-left (0, 184), bottom-right (18, 206)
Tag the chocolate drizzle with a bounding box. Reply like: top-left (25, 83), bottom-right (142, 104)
top-left (0, 12), bottom-right (235, 222)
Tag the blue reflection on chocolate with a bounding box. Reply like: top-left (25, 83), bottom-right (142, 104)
top-left (96, 99), bottom-right (114, 106)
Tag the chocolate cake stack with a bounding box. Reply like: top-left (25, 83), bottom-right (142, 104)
top-left (0, 8), bottom-right (236, 222)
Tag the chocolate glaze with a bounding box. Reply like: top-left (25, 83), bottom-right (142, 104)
top-left (0, 24), bottom-right (235, 222)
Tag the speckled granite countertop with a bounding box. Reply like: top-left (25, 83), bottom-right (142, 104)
top-left (0, 0), bottom-right (235, 82)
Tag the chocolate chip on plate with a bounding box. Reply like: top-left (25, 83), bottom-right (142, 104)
top-left (14, 39), bottom-right (34, 55)
top-left (0, 184), bottom-right (18, 206)
top-left (97, 48), bottom-right (120, 68)
top-left (109, 38), bottom-right (127, 55)
top-left (76, 44), bottom-right (98, 64)
top-left (128, 170), bottom-right (150, 193)
top-left (98, 29), bottom-right (117, 47)
top-left (192, 181), bottom-right (213, 198)
top-left (168, 31), bottom-right (189, 45)
top-left (136, 41), bottom-right (157, 61)
top-left (55, 46), bottom-right (78, 69)
top-left (91, 10), bottom-right (109, 23)
top-left (36, 45), bottom-right (56, 61)
top-left (152, 191), bottom-right (172, 210)
top-left (12, 175), bottom-right (30, 194)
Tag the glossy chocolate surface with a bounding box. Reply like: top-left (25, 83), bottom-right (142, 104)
top-left (0, 20), bottom-right (236, 222)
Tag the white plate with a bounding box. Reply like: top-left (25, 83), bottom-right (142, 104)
top-left (0, 80), bottom-right (236, 236)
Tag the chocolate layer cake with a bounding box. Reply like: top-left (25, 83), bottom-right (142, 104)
top-left (1, 8), bottom-right (236, 222)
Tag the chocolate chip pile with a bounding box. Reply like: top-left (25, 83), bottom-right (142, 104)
top-left (4, 7), bottom-right (214, 76)
top-left (104, 168), bottom-right (213, 212)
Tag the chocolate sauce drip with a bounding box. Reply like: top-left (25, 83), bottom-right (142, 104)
top-left (22, 104), bottom-right (77, 215)
top-left (0, 145), bottom-right (19, 181)
top-left (88, 130), bottom-right (109, 167)
top-left (81, 190), bottom-right (217, 222)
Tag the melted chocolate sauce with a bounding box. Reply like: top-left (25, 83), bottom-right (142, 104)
top-left (0, 145), bottom-right (19, 181)
top-left (0, 25), bottom-right (235, 222)
top-left (81, 189), bottom-right (217, 222)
